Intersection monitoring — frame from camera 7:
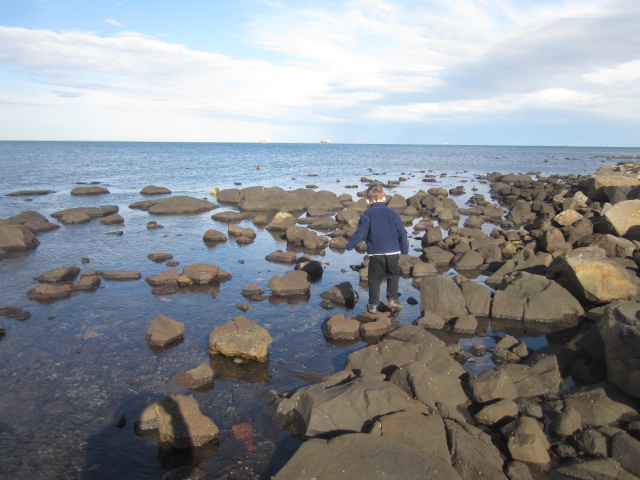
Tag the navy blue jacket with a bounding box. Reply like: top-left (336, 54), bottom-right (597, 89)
top-left (345, 202), bottom-right (409, 255)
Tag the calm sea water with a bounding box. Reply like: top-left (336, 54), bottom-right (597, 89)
top-left (1, 141), bottom-right (638, 479)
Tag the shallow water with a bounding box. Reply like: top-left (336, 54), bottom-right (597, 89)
top-left (1, 142), bottom-right (638, 479)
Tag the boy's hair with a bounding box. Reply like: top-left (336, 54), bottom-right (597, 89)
top-left (366, 184), bottom-right (386, 202)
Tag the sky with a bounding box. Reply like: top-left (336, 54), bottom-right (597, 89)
top-left (0, 0), bottom-right (639, 146)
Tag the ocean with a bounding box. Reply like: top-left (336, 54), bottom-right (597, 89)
top-left (1, 141), bottom-right (639, 479)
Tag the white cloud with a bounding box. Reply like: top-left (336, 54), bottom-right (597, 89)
top-left (105, 18), bottom-right (123, 27)
top-left (0, 0), bottom-right (639, 142)
top-left (583, 60), bottom-right (640, 85)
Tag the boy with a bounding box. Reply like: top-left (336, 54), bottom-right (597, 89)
top-left (346, 184), bottom-right (409, 313)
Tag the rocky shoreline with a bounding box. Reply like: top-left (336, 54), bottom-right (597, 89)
top-left (1, 163), bottom-right (639, 479)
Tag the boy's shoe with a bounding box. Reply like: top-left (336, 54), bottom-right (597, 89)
top-left (388, 299), bottom-right (403, 310)
top-left (366, 303), bottom-right (378, 314)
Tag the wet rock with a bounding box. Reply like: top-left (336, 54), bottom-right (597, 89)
top-left (27, 283), bottom-right (76, 302)
top-left (146, 314), bottom-right (184, 348)
top-left (241, 283), bottom-right (264, 297)
top-left (419, 274), bottom-right (468, 321)
top-left (181, 263), bottom-right (219, 284)
top-left (208, 315), bottom-right (273, 362)
top-left (162, 466), bottom-right (205, 480)
top-left (146, 221), bottom-right (164, 230)
top-left (268, 270), bottom-right (311, 297)
top-left (140, 185), bottom-right (171, 195)
top-left (452, 314), bottom-right (477, 334)
top-left (265, 250), bottom-right (297, 264)
top-left (3, 210), bottom-right (60, 233)
top-left (35, 266), bottom-right (80, 283)
top-left (146, 269), bottom-right (180, 287)
top-left (146, 196), bottom-right (216, 215)
top-left (285, 225), bottom-right (329, 249)
top-left (73, 274), bottom-right (101, 291)
top-left (598, 302), bottom-right (640, 400)
top-left (71, 186), bottom-right (110, 196)
top-left (147, 253), bottom-right (174, 262)
top-left (172, 363), bottom-right (214, 391)
top-left (0, 224), bottom-right (40, 251)
top-left (202, 229), bottom-right (227, 244)
top-left (51, 206), bottom-right (118, 224)
top-left (134, 394), bottom-right (218, 449)
top-left (319, 281), bottom-right (358, 308)
top-left (491, 271), bottom-right (583, 323)
top-left (101, 270), bottom-right (142, 281)
top-left (322, 314), bottom-right (361, 341)
top-left (0, 306), bottom-right (31, 321)
top-left (266, 212), bottom-right (298, 231)
top-left (228, 225), bottom-right (256, 243)
top-left (273, 432), bottom-right (458, 480)
top-left (100, 213), bottom-right (124, 225)
top-left (5, 190), bottom-right (55, 196)
top-left (546, 247), bottom-right (637, 304)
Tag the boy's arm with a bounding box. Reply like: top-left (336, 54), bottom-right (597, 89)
top-left (395, 215), bottom-right (409, 255)
top-left (346, 214), bottom-right (370, 251)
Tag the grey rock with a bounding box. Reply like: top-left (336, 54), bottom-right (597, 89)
top-left (273, 432), bottom-right (460, 480)
top-left (420, 274), bottom-right (468, 321)
top-left (598, 301), bottom-right (640, 400)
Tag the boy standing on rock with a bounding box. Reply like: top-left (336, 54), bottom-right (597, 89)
top-left (346, 184), bottom-right (409, 313)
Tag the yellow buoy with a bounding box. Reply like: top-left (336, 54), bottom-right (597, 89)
top-left (209, 187), bottom-right (219, 196)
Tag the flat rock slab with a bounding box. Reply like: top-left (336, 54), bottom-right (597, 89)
top-left (273, 433), bottom-right (459, 480)
top-left (27, 283), bottom-right (76, 302)
top-left (71, 186), bottom-right (110, 196)
top-left (0, 224), bottom-right (40, 252)
top-left (101, 270), bottom-right (141, 281)
top-left (5, 190), bottom-right (55, 196)
top-left (35, 266), bottom-right (80, 283)
top-left (145, 196), bottom-right (216, 215)
top-left (140, 185), bottom-right (171, 195)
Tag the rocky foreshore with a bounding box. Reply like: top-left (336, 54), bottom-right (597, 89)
top-left (1, 167), bottom-right (640, 479)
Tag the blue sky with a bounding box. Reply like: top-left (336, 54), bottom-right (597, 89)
top-left (0, 0), bottom-right (639, 146)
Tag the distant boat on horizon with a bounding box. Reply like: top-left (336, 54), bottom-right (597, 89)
top-left (320, 139), bottom-right (330, 144)
top-left (259, 138), bottom-right (271, 143)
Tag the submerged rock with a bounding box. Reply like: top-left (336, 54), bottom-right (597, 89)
top-left (146, 314), bottom-right (184, 348)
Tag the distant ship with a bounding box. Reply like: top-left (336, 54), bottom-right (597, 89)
top-left (320, 139), bottom-right (330, 144)
top-left (259, 138), bottom-right (271, 143)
